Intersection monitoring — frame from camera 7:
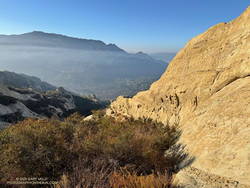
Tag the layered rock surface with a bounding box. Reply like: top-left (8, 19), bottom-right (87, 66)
top-left (109, 7), bottom-right (250, 187)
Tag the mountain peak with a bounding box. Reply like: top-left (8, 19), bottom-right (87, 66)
top-left (1, 31), bottom-right (125, 52)
top-left (22, 31), bottom-right (54, 37)
top-left (136, 51), bottom-right (144, 54)
top-left (30, 31), bottom-right (45, 34)
top-left (135, 51), bottom-right (154, 60)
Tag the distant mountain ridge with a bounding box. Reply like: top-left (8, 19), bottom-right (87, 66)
top-left (0, 31), bottom-right (125, 52)
top-left (149, 52), bottom-right (176, 63)
top-left (0, 31), bottom-right (167, 99)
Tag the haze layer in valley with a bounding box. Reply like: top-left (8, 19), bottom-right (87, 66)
top-left (0, 31), bottom-right (169, 99)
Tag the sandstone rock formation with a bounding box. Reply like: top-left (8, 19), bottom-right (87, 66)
top-left (108, 7), bottom-right (250, 187)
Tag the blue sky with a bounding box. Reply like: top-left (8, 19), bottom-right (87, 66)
top-left (0, 0), bottom-right (249, 53)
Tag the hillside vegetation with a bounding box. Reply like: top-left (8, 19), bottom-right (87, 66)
top-left (0, 112), bottom-right (193, 187)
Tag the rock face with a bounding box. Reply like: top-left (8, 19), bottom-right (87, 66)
top-left (109, 7), bottom-right (250, 187)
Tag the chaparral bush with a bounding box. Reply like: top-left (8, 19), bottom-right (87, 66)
top-left (0, 111), bottom-right (194, 187)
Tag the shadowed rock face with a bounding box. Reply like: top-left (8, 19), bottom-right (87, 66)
top-left (109, 7), bottom-right (250, 187)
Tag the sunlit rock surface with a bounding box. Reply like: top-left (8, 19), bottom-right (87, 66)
top-left (109, 7), bottom-right (250, 187)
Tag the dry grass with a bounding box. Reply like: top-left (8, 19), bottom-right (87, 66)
top-left (57, 158), bottom-right (117, 188)
top-left (110, 170), bottom-right (173, 188)
top-left (58, 169), bottom-right (173, 188)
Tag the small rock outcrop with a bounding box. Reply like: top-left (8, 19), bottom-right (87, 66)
top-left (108, 7), bottom-right (250, 187)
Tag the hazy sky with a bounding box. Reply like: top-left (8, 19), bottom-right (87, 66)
top-left (0, 0), bottom-right (249, 53)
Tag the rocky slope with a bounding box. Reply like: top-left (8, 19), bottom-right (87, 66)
top-left (0, 70), bottom-right (56, 91)
top-left (108, 7), bottom-right (250, 187)
top-left (0, 86), bottom-right (105, 128)
top-left (0, 72), bottom-right (106, 128)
